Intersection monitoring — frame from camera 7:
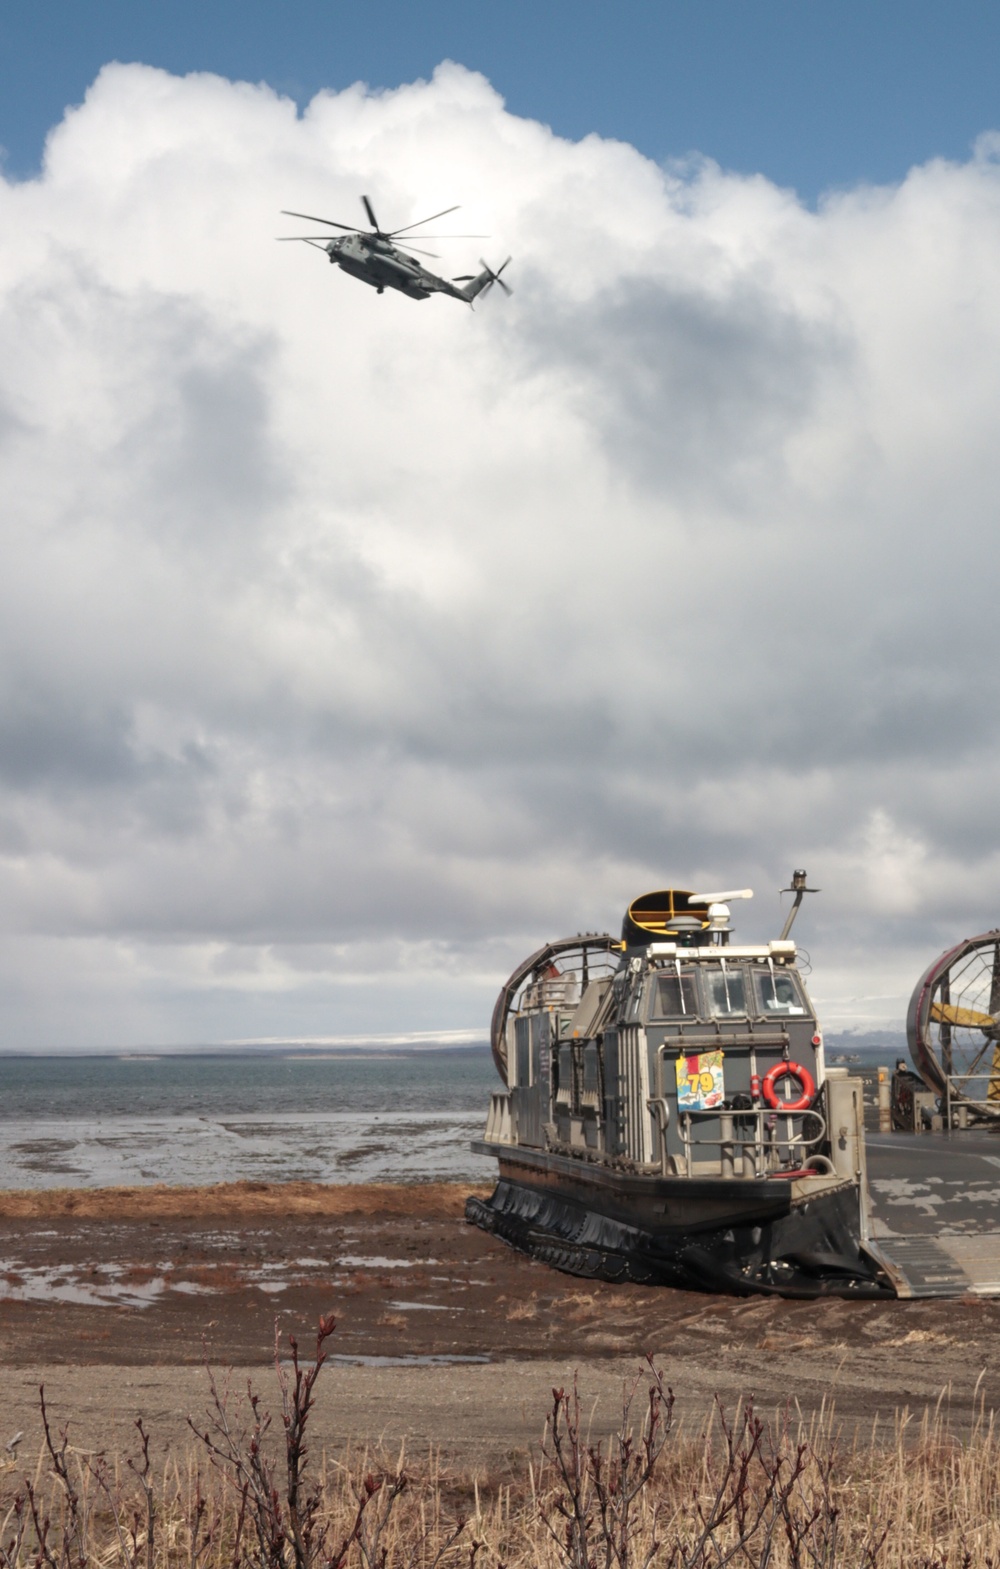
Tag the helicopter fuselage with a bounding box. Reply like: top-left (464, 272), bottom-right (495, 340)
top-left (328, 234), bottom-right (459, 300)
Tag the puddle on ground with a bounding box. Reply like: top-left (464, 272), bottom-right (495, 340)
top-left (0, 1241), bottom-right (442, 1310)
top-left (328, 1353), bottom-right (490, 1366)
top-left (338, 1255), bottom-right (436, 1269)
top-left (388, 1300), bottom-right (452, 1312)
top-left (0, 1261), bottom-right (167, 1309)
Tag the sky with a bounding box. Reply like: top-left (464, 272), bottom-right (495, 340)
top-left (6, 2), bottom-right (1000, 199)
top-left (1, 5), bottom-right (1000, 1048)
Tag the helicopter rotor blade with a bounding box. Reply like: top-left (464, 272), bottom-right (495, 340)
top-left (276, 238), bottom-right (336, 251)
top-left (396, 245), bottom-right (440, 258)
top-left (396, 233), bottom-right (490, 240)
top-left (281, 210), bottom-right (361, 231)
top-left (390, 205), bottom-right (461, 235)
top-left (362, 195), bottom-right (381, 231)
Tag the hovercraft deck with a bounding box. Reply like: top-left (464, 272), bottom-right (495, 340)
top-left (865, 1131), bottom-right (1000, 1297)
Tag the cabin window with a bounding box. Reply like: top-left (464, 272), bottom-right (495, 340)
top-left (754, 970), bottom-right (807, 1015)
top-left (651, 972), bottom-right (698, 1017)
top-left (705, 965), bottom-right (747, 1016)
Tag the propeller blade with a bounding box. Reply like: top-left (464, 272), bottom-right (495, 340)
top-left (390, 205), bottom-right (461, 235)
top-left (931, 1001), bottom-right (997, 1029)
top-left (281, 210), bottom-right (360, 231)
top-left (396, 245), bottom-right (440, 258)
top-left (277, 237), bottom-right (334, 250)
top-left (394, 233), bottom-right (489, 240)
top-left (362, 195), bottom-right (380, 231)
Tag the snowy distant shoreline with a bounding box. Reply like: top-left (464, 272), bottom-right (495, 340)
top-left (0, 1036), bottom-right (491, 1059)
top-left (0, 1033), bottom-right (906, 1061)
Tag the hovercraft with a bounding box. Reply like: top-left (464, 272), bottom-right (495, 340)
top-left (467, 876), bottom-right (1000, 1300)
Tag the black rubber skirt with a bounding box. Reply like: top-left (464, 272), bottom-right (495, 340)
top-left (466, 1177), bottom-right (892, 1299)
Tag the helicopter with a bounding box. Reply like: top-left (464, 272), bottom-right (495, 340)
top-left (279, 195), bottom-right (512, 305)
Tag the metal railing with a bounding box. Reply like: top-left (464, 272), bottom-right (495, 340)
top-left (648, 1099), bottom-right (828, 1179)
top-left (940, 1070), bottom-right (1000, 1127)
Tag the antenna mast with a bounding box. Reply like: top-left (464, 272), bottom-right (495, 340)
top-left (780, 868), bottom-right (820, 940)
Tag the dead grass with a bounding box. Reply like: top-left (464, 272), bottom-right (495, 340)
top-left (505, 1295), bottom-right (538, 1322)
top-left (0, 1181), bottom-right (491, 1222)
top-left (883, 1329), bottom-right (955, 1348)
top-left (554, 1290), bottom-right (600, 1320)
top-left (6, 1402), bottom-right (1000, 1569)
top-left (174, 1262), bottom-right (248, 1290)
top-left (5, 1353), bottom-right (1000, 1568)
top-left (119, 1264), bottom-right (163, 1287)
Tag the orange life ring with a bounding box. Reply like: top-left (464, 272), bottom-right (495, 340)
top-left (761, 1060), bottom-right (815, 1112)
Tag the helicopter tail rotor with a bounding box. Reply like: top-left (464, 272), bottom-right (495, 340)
top-left (478, 257), bottom-right (513, 298)
top-left (457, 257), bottom-right (513, 305)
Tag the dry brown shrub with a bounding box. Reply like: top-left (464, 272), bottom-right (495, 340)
top-left (4, 1326), bottom-right (1000, 1569)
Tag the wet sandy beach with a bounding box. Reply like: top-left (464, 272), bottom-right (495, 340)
top-left (1, 1180), bottom-right (997, 1462)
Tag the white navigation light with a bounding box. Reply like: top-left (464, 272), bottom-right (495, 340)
top-left (688, 888), bottom-right (754, 904)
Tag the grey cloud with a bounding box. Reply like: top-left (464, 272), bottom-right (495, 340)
top-left (118, 324), bottom-right (287, 552)
top-left (513, 270), bottom-right (847, 501)
top-left (0, 694), bottom-right (135, 790)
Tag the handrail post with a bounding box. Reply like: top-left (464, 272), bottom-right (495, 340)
top-left (719, 1113), bottom-right (735, 1178)
top-left (646, 1097), bottom-right (671, 1176)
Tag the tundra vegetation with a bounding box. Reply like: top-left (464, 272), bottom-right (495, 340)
top-left (1, 1318), bottom-right (998, 1569)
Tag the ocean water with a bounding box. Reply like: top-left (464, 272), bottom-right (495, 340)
top-left (0, 1048), bottom-right (501, 1190)
top-left (0, 1042), bottom-right (901, 1192)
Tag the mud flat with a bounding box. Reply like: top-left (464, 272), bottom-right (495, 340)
top-left (1, 1180), bottom-right (998, 1462)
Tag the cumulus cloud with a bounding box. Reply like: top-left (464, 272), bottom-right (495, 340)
top-left (1, 60), bottom-right (1000, 1045)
